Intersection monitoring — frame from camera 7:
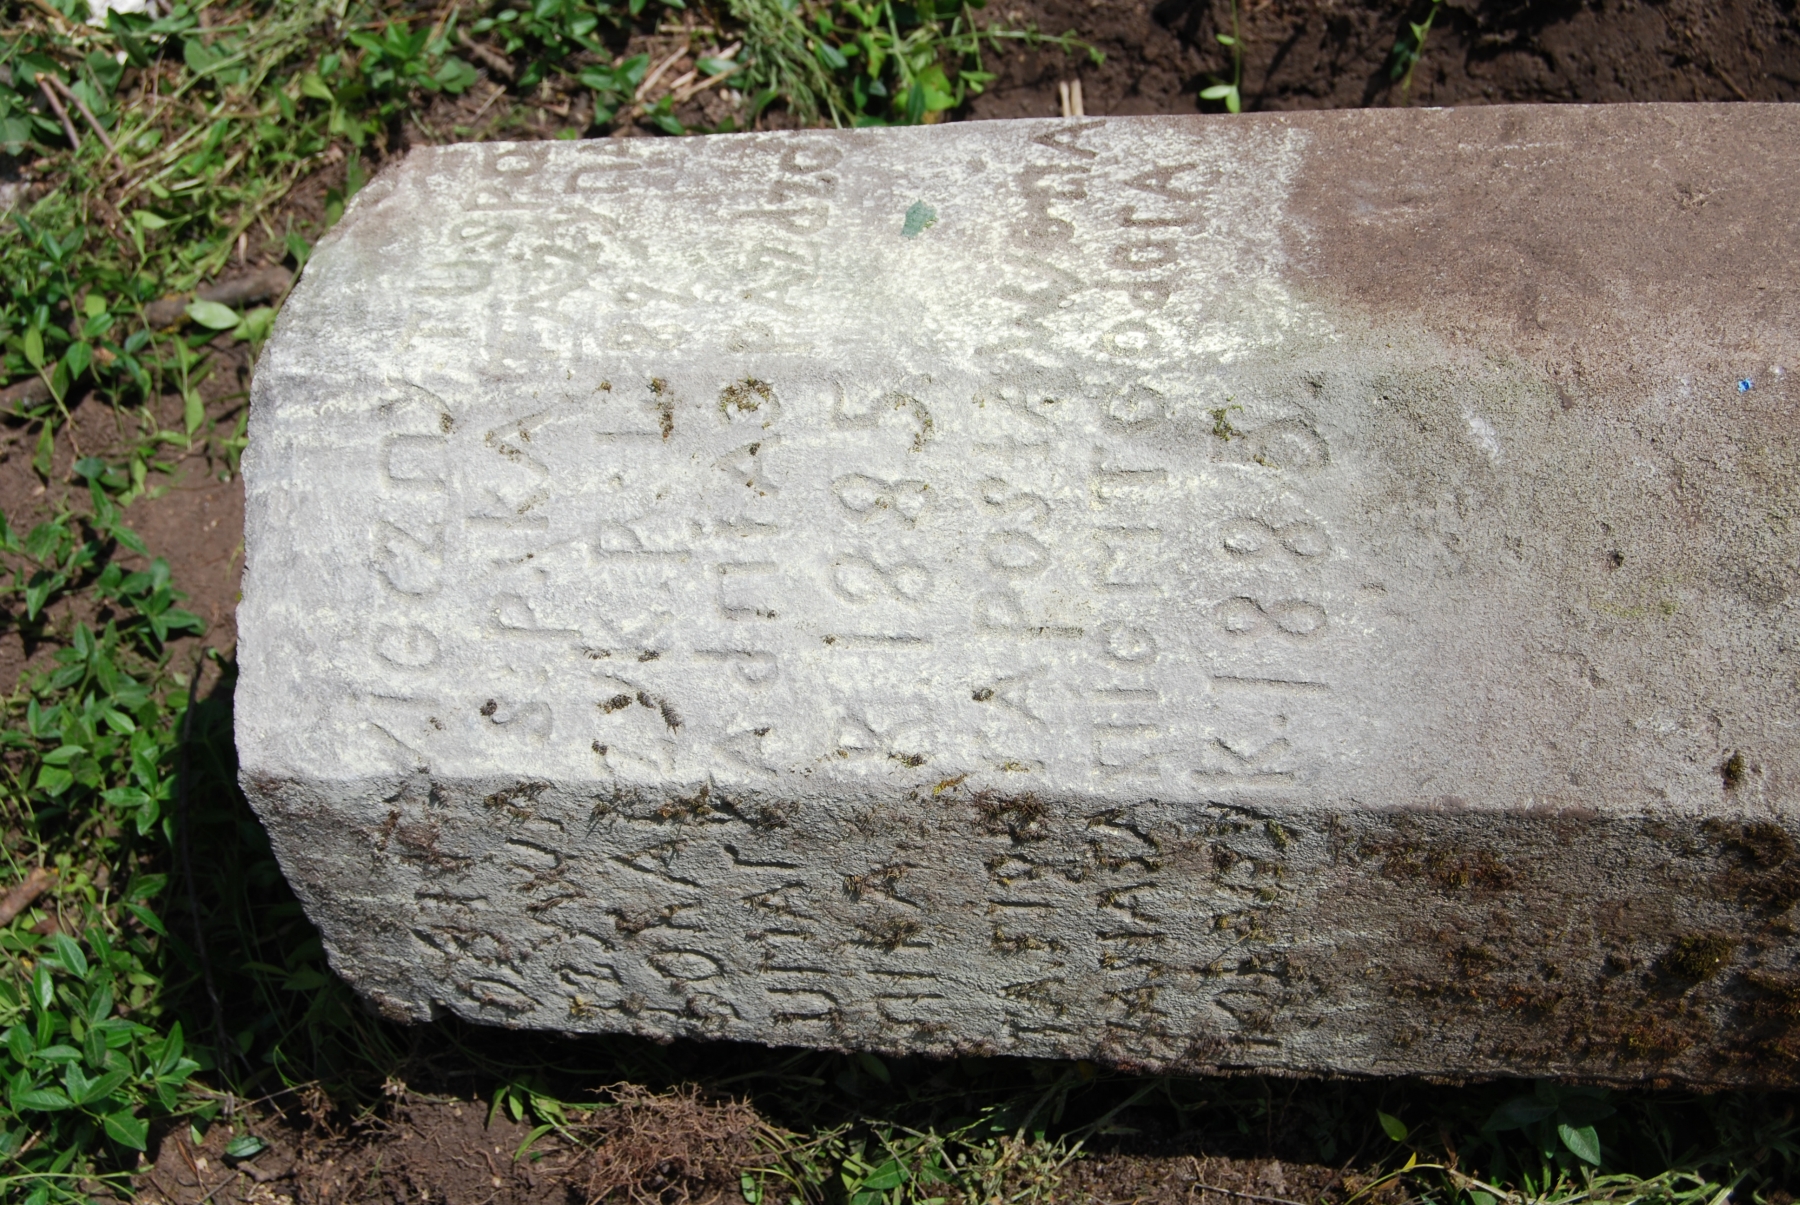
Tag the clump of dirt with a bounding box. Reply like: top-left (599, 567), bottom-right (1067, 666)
top-left (139, 1093), bottom-right (569, 1205)
top-left (136, 1085), bottom-right (765, 1205)
top-left (583, 1083), bottom-right (765, 1204)
top-left (973, 789), bottom-right (1049, 842)
top-left (1661, 934), bottom-right (1739, 982)
top-left (1065, 1152), bottom-right (1405, 1205)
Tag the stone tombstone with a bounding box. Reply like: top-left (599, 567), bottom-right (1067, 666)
top-left (239, 105), bottom-right (1800, 1085)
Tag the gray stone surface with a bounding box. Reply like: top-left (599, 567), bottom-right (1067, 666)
top-left (239, 105), bottom-right (1800, 1085)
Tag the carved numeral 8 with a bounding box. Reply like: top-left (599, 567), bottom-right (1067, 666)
top-left (1215, 597), bottom-right (1326, 640)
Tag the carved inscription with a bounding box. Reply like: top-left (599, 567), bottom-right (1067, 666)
top-left (247, 120), bottom-right (1400, 1066)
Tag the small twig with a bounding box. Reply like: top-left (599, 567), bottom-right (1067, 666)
top-left (1058, 78), bottom-right (1085, 116)
top-left (635, 45), bottom-right (689, 102)
top-left (24, 0), bottom-right (75, 33)
top-left (672, 68), bottom-right (738, 104)
top-left (671, 43), bottom-right (741, 104)
top-left (191, 1171), bottom-right (241, 1205)
top-left (530, 85), bottom-right (571, 118)
top-left (1188, 1174), bottom-right (1313, 1205)
top-left (175, 1135), bottom-right (203, 1180)
top-left (44, 74), bottom-right (120, 162)
top-left (457, 30), bottom-right (514, 80)
top-left (0, 867), bottom-right (56, 926)
top-left (34, 74), bottom-right (82, 151)
top-left (470, 80), bottom-right (507, 122)
top-left (427, 0), bottom-right (462, 49)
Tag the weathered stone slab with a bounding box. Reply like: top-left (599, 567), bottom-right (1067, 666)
top-left (238, 105), bottom-right (1800, 1085)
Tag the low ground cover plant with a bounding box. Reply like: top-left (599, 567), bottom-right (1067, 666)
top-left (0, 0), bottom-right (1796, 1202)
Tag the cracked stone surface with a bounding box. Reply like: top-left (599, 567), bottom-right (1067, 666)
top-left (238, 105), bottom-right (1800, 1084)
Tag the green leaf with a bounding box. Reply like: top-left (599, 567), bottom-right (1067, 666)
top-left (916, 64), bottom-right (954, 111)
top-left (113, 523), bottom-right (150, 557)
top-left (49, 932), bottom-right (88, 980)
top-left (32, 424), bottom-right (53, 479)
top-left (433, 56), bottom-right (480, 93)
top-left (1199, 83), bottom-right (1234, 99)
top-left (153, 1022), bottom-right (186, 1076)
top-left (1558, 1123), bottom-right (1602, 1166)
top-left (12, 1085), bottom-right (73, 1112)
top-left (1485, 1095), bottom-right (1557, 1132)
top-left (105, 1110), bottom-right (149, 1150)
top-left (125, 872), bottom-right (168, 903)
top-left (514, 1122), bottom-right (555, 1159)
top-left (184, 391), bottom-right (205, 435)
top-left (232, 307), bottom-right (277, 345)
top-left (85, 984), bottom-right (115, 1026)
top-left (126, 902), bottom-right (167, 934)
top-left (225, 1134), bottom-right (268, 1159)
top-left (183, 36), bottom-right (220, 73)
top-left (1216, 33), bottom-right (1236, 45)
top-left (23, 326), bottom-right (45, 370)
top-left (0, 115), bottom-right (33, 155)
top-left (132, 209), bottom-right (169, 229)
top-left (24, 567), bottom-right (67, 619)
top-left (854, 1051), bottom-right (891, 1083)
top-left (1377, 1111), bottom-right (1409, 1142)
top-left (861, 1160), bottom-right (906, 1190)
top-left (73, 1067), bottom-right (128, 1105)
top-left (186, 299), bottom-right (241, 330)
top-left (61, 342), bottom-right (93, 381)
top-left (281, 967), bottom-right (329, 991)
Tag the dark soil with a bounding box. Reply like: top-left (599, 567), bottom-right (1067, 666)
top-left (965, 0), bottom-right (1800, 120)
top-left (139, 1094), bottom-right (586, 1205)
top-left (7, 0), bottom-right (1796, 1199)
top-left (0, 362), bottom-right (247, 697)
top-left (132, 1084), bottom-right (1390, 1205)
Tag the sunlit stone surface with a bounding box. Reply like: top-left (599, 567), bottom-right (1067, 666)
top-left (238, 106), bottom-right (1800, 1085)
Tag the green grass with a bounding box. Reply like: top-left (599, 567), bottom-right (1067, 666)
top-left (0, 0), bottom-right (1795, 1202)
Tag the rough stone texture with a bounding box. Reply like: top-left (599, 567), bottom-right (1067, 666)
top-left (238, 105), bottom-right (1800, 1085)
